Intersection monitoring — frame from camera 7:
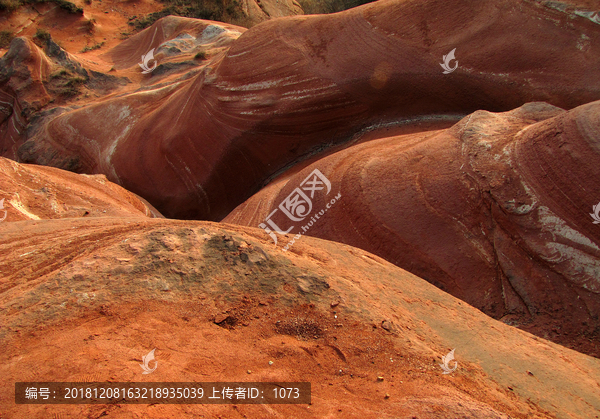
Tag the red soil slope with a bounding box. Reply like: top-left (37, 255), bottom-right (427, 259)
top-left (225, 100), bottom-right (600, 358)
top-left (1, 1), bottom-right (599, 417)
top-left (8, 0), bottom-right (600, 221)
top-left (0, 0), bottom-right (164, 57)
top-left (1, 216), bottom-right (599, 418)
top-left (0, 156), bottom-right (161, 220)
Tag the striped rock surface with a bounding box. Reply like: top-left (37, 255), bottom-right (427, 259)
top-left (15, 0), bottom-right (600, 220)
top-left (225, 100), bottom-right (600, 357)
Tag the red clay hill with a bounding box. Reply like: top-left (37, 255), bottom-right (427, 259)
top-left (225, 100), bottom-right (600, 358)
top-left (1, 0), bottom-right (600, 416)
top-left (0, 163), bottom-right (600, 417)
top-left (2, 0), bottom-right (598, 221)
top-left (0, 155), bottom-right (161, 220)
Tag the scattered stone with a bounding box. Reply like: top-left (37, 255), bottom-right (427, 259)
top-left (330, 301), bottom-right (340, 308)
top-left (377, 376), bottom-right (384, 382)
top-left (214, 313), bottom-right (230, 324)
top-left (384, 393), bottom-right (390, 399)
top-left (381, 320), bottom-right (393, 331)
top-left (269, 361), bottom-right (274, 365)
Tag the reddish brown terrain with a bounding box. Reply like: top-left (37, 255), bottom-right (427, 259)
top-left (1, 208), bottom-right (600, 418)
top-left (3, 0), bottom-right (600, 220)
top-left (0, 156), bottom-right (162, 220)
top-left (1, 0), bottom-right (600, 417)
top-left (226, 100), bottom-right (600, 358)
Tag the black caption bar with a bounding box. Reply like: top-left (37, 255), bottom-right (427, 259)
top-left (15, 382), bottom-right (310, 404)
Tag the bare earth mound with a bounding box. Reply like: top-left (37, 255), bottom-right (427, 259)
top-left (1, 0), bottom-right (600, 417)
top-left (225, 100), bottom-right (600, 358)
top-left (0, 156), bottom-right (161, 220)
top-left (1, 216), bottom-right (600, 418)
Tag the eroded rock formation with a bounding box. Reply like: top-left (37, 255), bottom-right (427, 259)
top-left (10, 0), bottom-right (600, 220)
top-left (225, 101), bottom-right (600, 357)
top-left (0, 156), bottom-right (161, 220)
